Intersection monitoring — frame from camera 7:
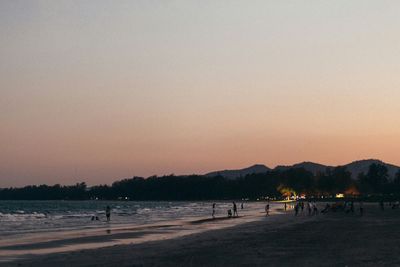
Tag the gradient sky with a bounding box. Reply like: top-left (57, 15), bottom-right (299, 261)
top-left (1, 1), bottom-right (400, 187)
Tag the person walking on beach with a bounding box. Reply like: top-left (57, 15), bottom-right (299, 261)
top-left (241, 202), bottom-right (244, 210)
top-left (212, 203), bottom-right (216, 218)
top-left (284, 203), bottom-right (287, 211)
top-left (233, 202), bottom-right (238, 217)
top-left (106, 206), bottom-right (111, 222)
top-left (300, 202), bottom-right (304, 213)
top-left (359, 201), bottom-right (364, 216)
top-left (265, 203), bottom-right (270, 216)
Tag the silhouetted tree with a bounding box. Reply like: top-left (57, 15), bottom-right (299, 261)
top-left (358, 163), bottom-right (388, 194)
top-left (331, 167), bottom-right (352, 193)
top-left (0, 163), bottom-right (396, 200)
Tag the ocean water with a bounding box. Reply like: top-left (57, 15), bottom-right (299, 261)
top-left (0, 200), bottom-right (270, 237)
top-left (0, 200), bottom-right (281, 262)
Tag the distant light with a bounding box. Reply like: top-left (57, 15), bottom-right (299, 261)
top-left (336, 193), bottom-right (344, 198)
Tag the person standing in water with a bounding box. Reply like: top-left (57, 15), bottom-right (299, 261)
top-left (106, 206), bottom-right (111, 222)
top-left (212, 203), bottom-right (216, 218)
top-left (233, 202), bottom-right (238, 217)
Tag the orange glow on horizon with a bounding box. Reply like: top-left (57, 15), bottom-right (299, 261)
top-left (1, 1), bottom-right (400, 187)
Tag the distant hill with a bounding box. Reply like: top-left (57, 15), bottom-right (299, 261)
top-left (342, 159), bottom-right (400, 180)
top-left (274, 162), bottom-right (332, 175)
top-left (205, 164), bottom-right (270, 179)
top-left (206, 159), bottom-right (400, 180)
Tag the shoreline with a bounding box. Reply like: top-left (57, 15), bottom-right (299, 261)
top-left (3, 203), bottom-right (400, 267)
top-left (0, 206), bottom-right (278, 263)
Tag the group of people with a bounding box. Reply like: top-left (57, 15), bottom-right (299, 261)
top-left (295, 201), bottom-right (364, 216)
top-left (303, 200), bottom-right (400, 216)
top-left (91, 205), bottom-right (111, 222)
top-left (213, 200), bottom-right (321, 218)
top-left (228, 202), bottom-right (239, 218)
top-left (212, 201), bottom-right (242, 218)
top-left (212, 200), bottom-right (320, 219)
top-left (102, 199), bottom-right (400, 223)
top-left (215, 201), bottom-right (273, 218)
top-left (293, 201), bottom-right (318, 216)
top-left (319, 201), bottom-right (360, 215)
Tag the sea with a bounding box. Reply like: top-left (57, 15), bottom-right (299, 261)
top-left (0, 200), bottom-right (272, 236)
top-left (0, 200), bottom-right (278, 262)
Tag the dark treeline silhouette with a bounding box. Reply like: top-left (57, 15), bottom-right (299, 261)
top-left (1, 163), bottom-right (400, 200)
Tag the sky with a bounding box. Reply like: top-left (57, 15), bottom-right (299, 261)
top-left (1, 0), bottom-right (400, 187)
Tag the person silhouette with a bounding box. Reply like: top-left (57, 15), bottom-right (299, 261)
top-left (106, 206), bottom-right (111, 222)
top-left (212, 203), bottom-right (216, 218)
top-left (265, 203), bottom-right (270, 216)
top-left (233, 202), bottom-right (238, 217)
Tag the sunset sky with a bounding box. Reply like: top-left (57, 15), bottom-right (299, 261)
top-left (1, 1), bottom-right (400, 187)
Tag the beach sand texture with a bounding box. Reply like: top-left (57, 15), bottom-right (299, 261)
top-left (3, 203), bottom-right (400, 267)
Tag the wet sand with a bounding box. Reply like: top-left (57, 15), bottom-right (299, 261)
top-left (3, 203), bottom-right (400, 267)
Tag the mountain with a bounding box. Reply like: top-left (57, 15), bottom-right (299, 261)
top-left (206, 159), bottom-right (400, 180)
top-left (205, 164), bottom-right (270, 179)
top-left (274, 159), bottom-right (399, 180)
top-left (274, 161), bottom-right (332, 175)
top-left (342, 159), bottom-right (400, 180)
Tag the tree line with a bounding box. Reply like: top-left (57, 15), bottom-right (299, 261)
top-left (1, 163), bottom-right (399, 200)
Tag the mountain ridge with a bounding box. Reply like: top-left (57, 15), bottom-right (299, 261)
top-left (205, 159), bottom-right (400, 180)
top-left (205, 164), bottom-right (270, 179)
